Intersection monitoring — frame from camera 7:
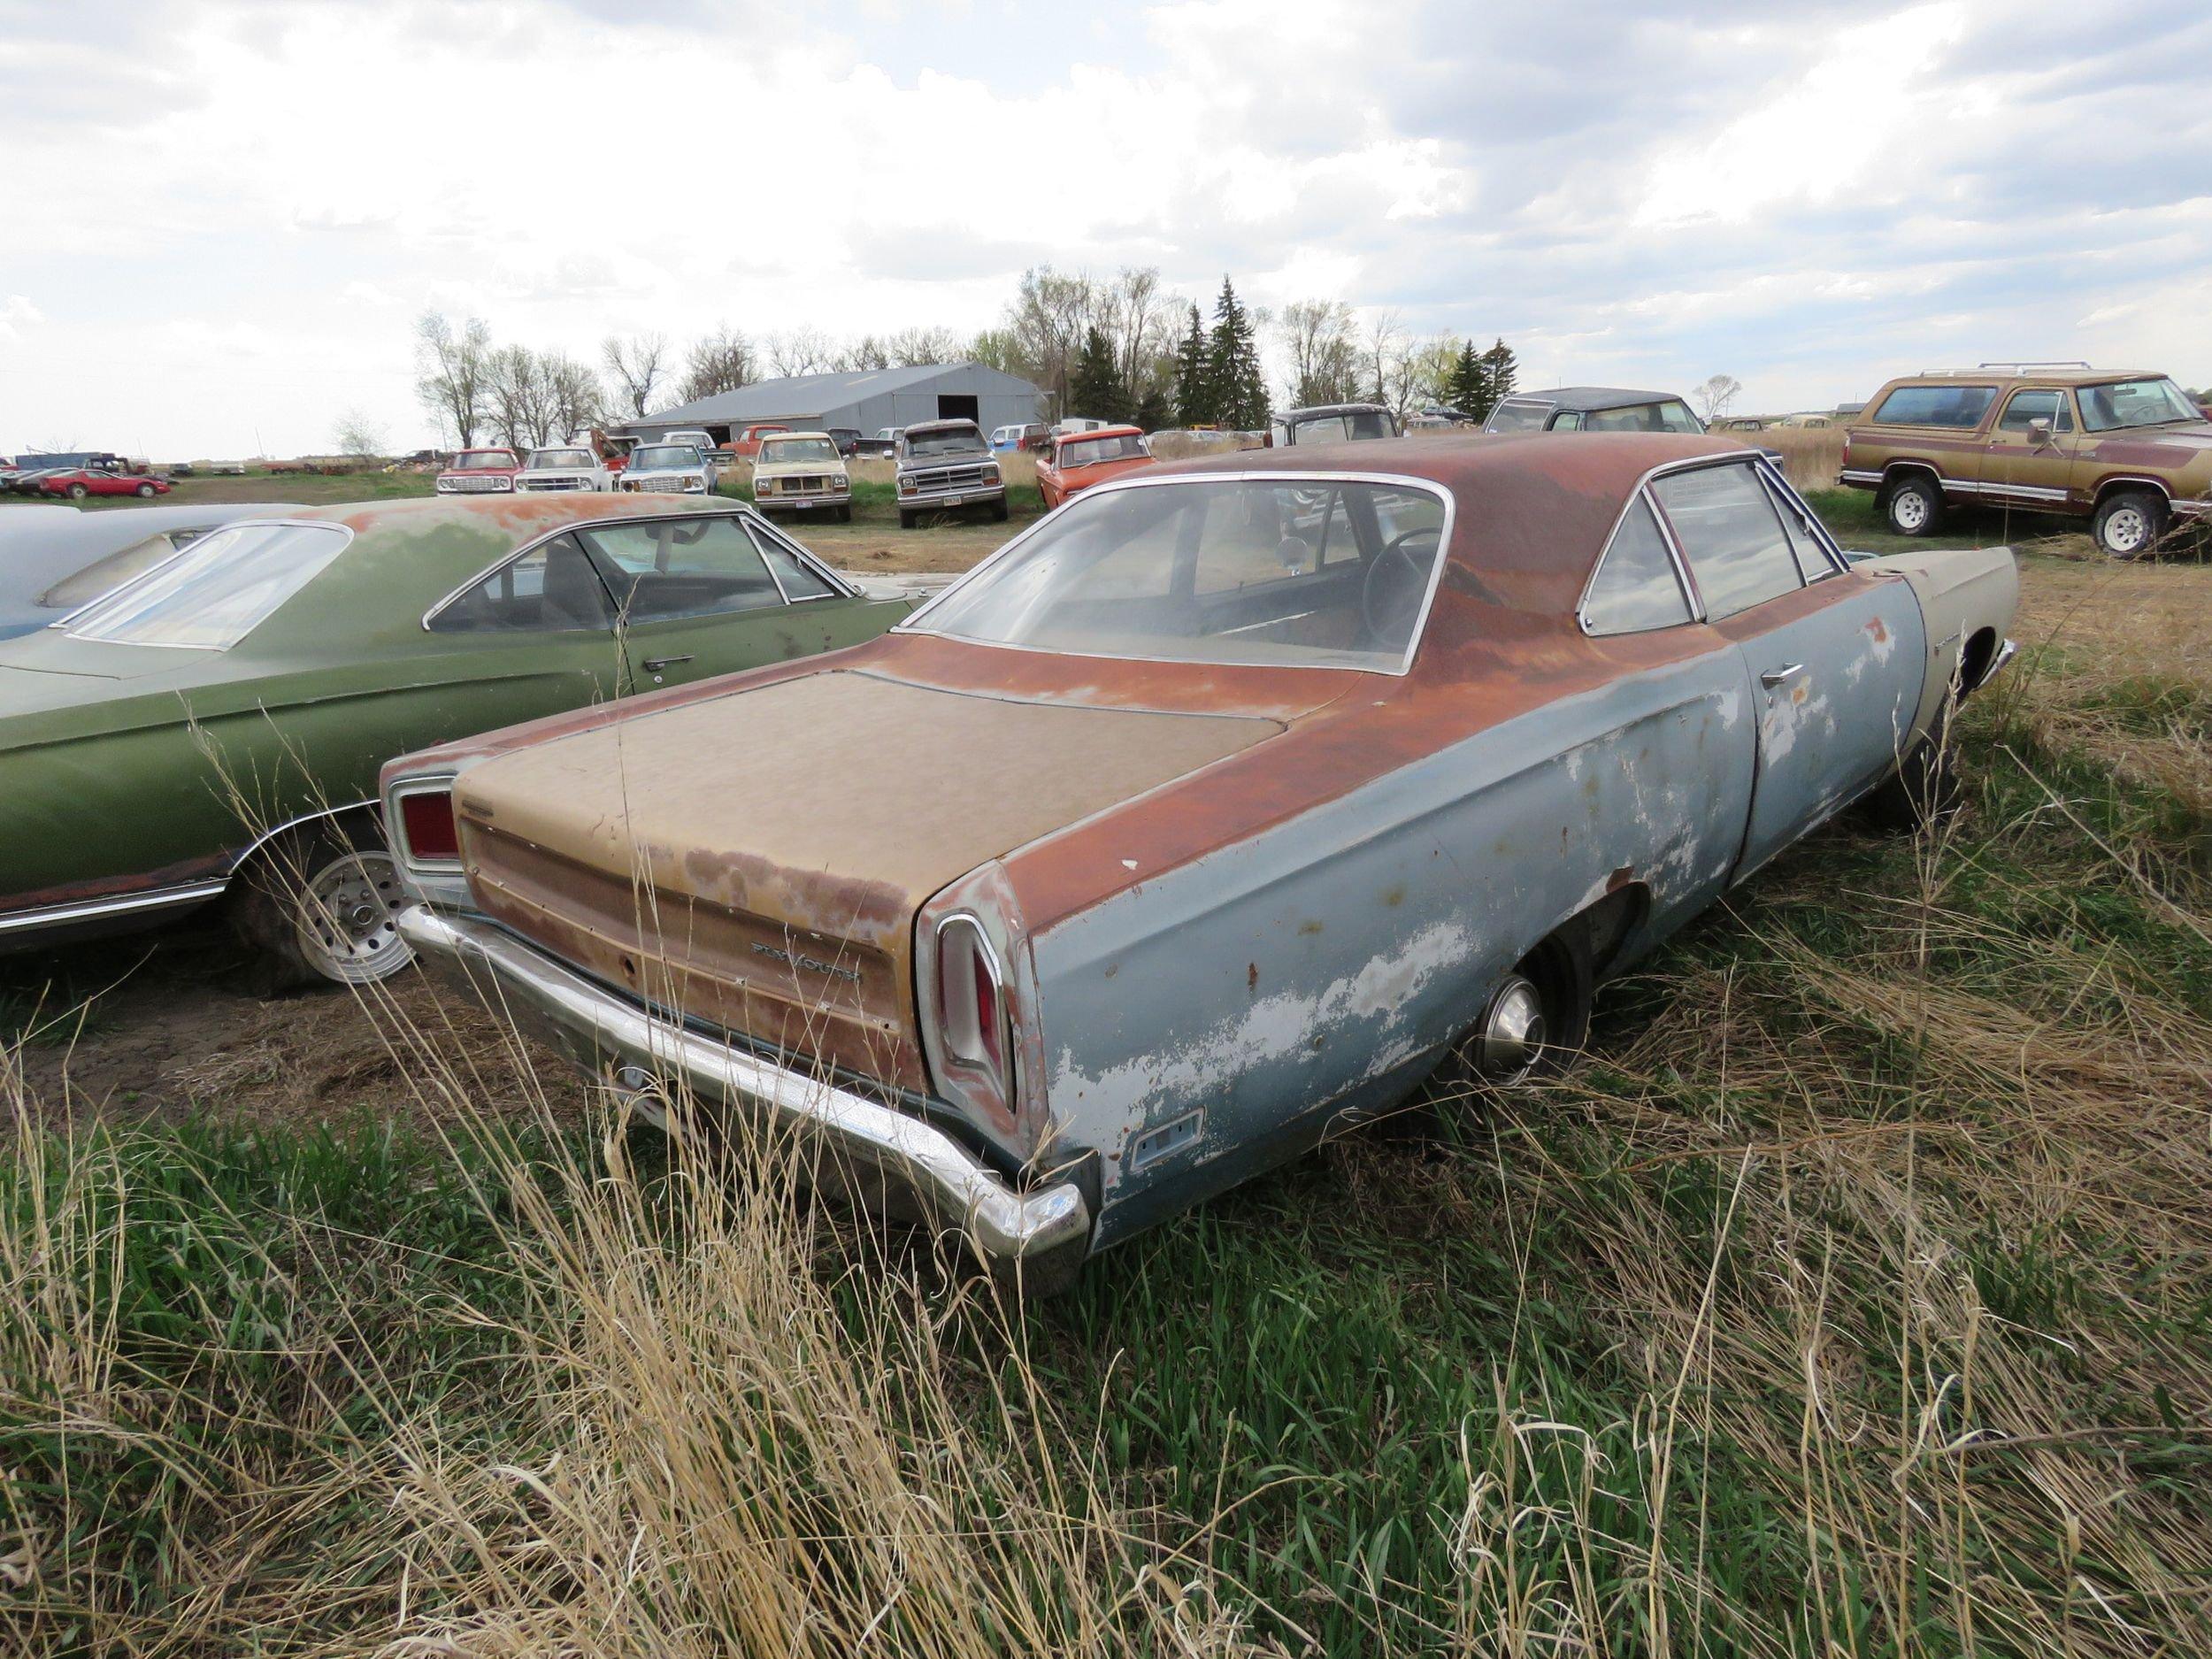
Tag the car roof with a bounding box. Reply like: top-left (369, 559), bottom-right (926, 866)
top-left (757, 429), bottom-right (833, 442)
top-left (1147, 431), bottom-right (1752, 617)
top-left (1285, 402), bottom-right (1391, 419)
top-left (1875, 369), bottom-right (2163, 388)
top-left (905, 418), bottom-right (980, 433)
top-left (1501, 387), bottom-right (1691, 411)
top-left (1055, 424), bottom-right (1145, 443)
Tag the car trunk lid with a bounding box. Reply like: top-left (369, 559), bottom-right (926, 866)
top-left (452, 666), bottom-right (1285, 1088)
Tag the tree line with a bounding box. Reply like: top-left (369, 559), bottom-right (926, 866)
top-left (403, 269), bottom-right (1523, 450)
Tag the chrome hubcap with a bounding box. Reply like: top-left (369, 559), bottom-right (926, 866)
top-left (2105, 508), bottom-right (2147, 553)
top-left (294, 850), bottom-right (413, 983)
top-left (1477, 975), bottom-right (1548, 1082)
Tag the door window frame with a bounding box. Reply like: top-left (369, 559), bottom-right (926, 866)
top-left (419, 507), bottom-right (856, 631)
top-left (1993, 386), bottom-right (2077, 437)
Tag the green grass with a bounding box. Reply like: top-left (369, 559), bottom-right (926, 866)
top-left (5, 595), bottom-right (2211, 1653)
top-left (1803, 486), bottom-right (2089, 554)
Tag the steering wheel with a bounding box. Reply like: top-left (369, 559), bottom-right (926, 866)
top-left (1361, 526), bottom-right (1440, 644)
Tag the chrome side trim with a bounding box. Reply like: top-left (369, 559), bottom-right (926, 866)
top-left (896, 469), bottom-right (1456, 679)
top-left (1839, 468), bottom-right (1885, 487)
top-left (227, 799), bottom-right (378, 873)
top-left (398, 905), bottom-right (1092, 1268)
top-left (0, 879), bottom-right (229, 936)
top-left (2171, 496), bottom-right (2211, 519)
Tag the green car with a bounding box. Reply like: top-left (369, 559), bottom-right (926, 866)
top-left (0, 494), bottom-right (913, 984)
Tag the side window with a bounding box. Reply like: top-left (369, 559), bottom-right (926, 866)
top-left (430, 534), bottom-right (614, 634)
top-left (1581, 495), bottom-right (1692, 634)
top-left (1759, 473), bottom-right (1838, 584)
top-left (580, 516), bottom-right (786, 624)
top-left (1652, 464), bottom-right (1803, 619)
top-left (1550, 411), bottom-right (1584, 431)
top-left (1870, 384), bottom-right (1997, 428)
top-left (745, 524), bottom-right (837, 599)
top-left (1997, 388), bottom-right (2074, 434)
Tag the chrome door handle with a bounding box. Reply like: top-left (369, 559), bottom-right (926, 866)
top-left (641, 655), bottom-right (694, 672)
top-left (1759, 664), bottom-right (1804, 688)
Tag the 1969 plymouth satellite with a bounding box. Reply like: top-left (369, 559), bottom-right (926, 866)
top-left (0, 495), bottom-right (910, 983)
top-left (384, 434), bottom-right (2017, 1287)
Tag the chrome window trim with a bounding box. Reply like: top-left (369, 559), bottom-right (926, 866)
top-left (1993, 385), bottom-right (2077, 436)
top-left (895, 469), bottom-right (1456, 679)
top-left (419, 504), bottom-right (851, 632)
top-left (1573, 453), bottom-right (1791, 634)
top-left (59, 518), bottom-right (356, 649)
top-left (1642, 454), bottom-right (1819, 621)
top-left (741, 514), bottom-right (860, 603)
top-left (1752, 460), bottom-right (1850, 580)
top-left (1574, 485), bottom-right (1701, 636)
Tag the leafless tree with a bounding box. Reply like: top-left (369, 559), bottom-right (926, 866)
top-left (543, 352), bottom-right (603, 440)
top-left (1004, 266), bottom-right (1096, 411)
top-left (1694, 373), bottom-right (1744, 421)
top-left (677, 326), bottom-right (756, 403)
top-left (765, 326), bottom-right (835, 378)
top-left (838, 334), bottom-right (891, 372)
top-left (882, 325), bottom-right (966, 366)
top-left (415, 311), bottom-right (492, 448)
top-left (602, 332), bottom-right (670, 417)
top-left (331, 408), bottom-right (388, 458)
top-left (1276, 299), bottom-right (1360, 408)
top-left (1362, 309), bottom-right (1406, 411)
top-left (484, 345), bottom-right (544, 449)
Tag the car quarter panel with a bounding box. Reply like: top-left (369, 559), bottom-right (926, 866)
top-left (1019, 641), bottom-right (1757, 1246)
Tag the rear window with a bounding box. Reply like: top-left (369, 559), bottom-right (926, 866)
top-left (1485, 401), bottom-right (1551, 434)
top-left (65, 522), bottom-right (350, 649)
top-left (1870, 385), bottom-right (1996, 428)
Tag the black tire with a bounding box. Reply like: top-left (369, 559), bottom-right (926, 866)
top-left (1884, 473), bottom-right (1942, 537)
top-left (2092, 489), bottom-right (2168, 560)
top-left (837, 503), bottom-right (852, 523)
top-left (1461, 928), bottom-right (1593, 1087)
top-left (1857, 710), bottom-right (1960, 832)
top-left (134, 481), bottom-right (157, 497)
top-left (991, 496), bottom-right (1010, 523)
top-left (899, 508), bottom-right (918, 529)
top-left (66, 482), bottom-right (88, 500)
top-left (230, 816), bottom-right (414, 991)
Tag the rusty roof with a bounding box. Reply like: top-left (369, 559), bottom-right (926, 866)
top-left (1150, 431), bottom-right (1749, 617)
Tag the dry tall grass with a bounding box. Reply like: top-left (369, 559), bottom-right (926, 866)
top-left (1739, 425), bottom-right (1846, 493)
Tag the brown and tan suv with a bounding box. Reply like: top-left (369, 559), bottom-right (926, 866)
top-left (1840, 364), bottom-right (2212, 557)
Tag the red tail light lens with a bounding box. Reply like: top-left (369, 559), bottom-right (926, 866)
top-left (935, 917), bottom-right (1010, 1095)
top-left (398, 787), bottom-right (460, 864)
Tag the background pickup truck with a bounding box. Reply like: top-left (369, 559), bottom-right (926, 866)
top-left (894, 419), bottom-right (1007, 528)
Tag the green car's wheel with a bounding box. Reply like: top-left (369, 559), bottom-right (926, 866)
top-left (234, 818), bottom-right (415, 988)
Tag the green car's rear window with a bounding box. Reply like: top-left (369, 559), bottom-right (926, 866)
top-left (65, 521), bottom-right (350, 649)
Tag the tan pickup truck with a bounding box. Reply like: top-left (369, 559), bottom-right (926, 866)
top-left (1840, 365), bottom-right (2212, 557)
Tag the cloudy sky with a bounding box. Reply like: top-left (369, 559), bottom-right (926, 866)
top-left (3, 0), bottom-right (2208, 458)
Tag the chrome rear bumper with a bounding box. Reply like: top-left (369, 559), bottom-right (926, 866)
top-left (396, 905), bottom-right (1092, 1270)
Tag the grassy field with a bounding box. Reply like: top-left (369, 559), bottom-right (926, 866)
top-left (4, 550), bottom-right (2208, 1654)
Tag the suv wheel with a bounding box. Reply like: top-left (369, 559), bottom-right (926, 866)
top-left (898, 508), bottom-right (918, 530)
top-left (1885, 474), bottom-right (1942, 537)
top-left (2093, 490), bottom-right (2167, 560)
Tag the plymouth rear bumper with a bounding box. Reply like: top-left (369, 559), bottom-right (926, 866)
top-left (396, 904), bottom-right (1092, 1271)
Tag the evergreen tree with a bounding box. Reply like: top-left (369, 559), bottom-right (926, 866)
top-left (1172, 303), bottom-right (1213, 426)
top-left (1133, 383), bottom-right (1174, 433)
top-left (1206, 276), bottom-right (1269, 432)
top-left (1068, 326), bottom-right (1130, 423)
top-left (1444, 338), bottom-right (1487, 418)
top-left (1478, 337), bottom-right (1518, 414)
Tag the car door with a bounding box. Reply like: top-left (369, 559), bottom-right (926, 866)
top-left (1978, 386), bottom-right (2079, 512)
top-left (1650, 458), bottom-right (1926, 879)
top-left (578, 511), bottom-right (908, 693)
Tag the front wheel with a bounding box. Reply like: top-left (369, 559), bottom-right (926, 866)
top-left (231, 818), bottom-right (414, 989)
top-left (990, 496), bottom-right (1010, 523)
top-left (135, 481), bottom-right (157, 497)
top-left (1857, 711), bottom-right (1960, 833)
top-left (836, 503), bottom-right (852, 523)
top-left (2093, 489), bottom-right (2168, 560)
top-left (1465, 930), bottom-right (1593, 1086)
top-left (899, 508), bottom-right (918, 529)
top-left (1884, 474), bottom-right (1942, 537)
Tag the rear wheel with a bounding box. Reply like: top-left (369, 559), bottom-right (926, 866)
top-left (231, 818), bottom-right (414, 990)
top-left (1884, 474), bottom-right (1942, 536)
top-left (66, 482), bottom-right (88, 500)
top-left (2093, 489), bottom-right (2167, 559)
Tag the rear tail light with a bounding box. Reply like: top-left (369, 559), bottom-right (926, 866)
top-left (933, 916), bottom-right (1011, 1105)
top-left (397, 787), bottom-right (461, 865)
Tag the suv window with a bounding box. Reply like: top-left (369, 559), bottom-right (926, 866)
top-left (432, 534), bottom-right (616, 634)
top-left (1652, 464), bottom-right (1802, 619)
top-left (580, 516), bottom-right (787, 623)
top-left (1581, 495), bottom-right (1692, 634)
top-left (1870, 385), bottom-right (1997, 428)
top-left (1997, 388), bottom-right (2074, 434)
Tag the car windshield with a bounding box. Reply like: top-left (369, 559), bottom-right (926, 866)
top-left (1585, 400), bottom-right (1703, 433)
top-left (64, 521), bottom-right (350, 649)
top-left (529, 449), bottom-right (594, 469)
top-left (453, 452), bottom-right (515, 471)
top-left (1486, 402), bottom-right (1550, 433)
top-left (1293, 410), bottom-right (1393, 442)
top-left (912, 478), bottom-right (1448, 672)
top-left (905, 427), bottom-right (985, 457)
top-left (633, 445), bottom-right (702, 470)
top-left (1058, 433), bottom-right (1148, 467)
top-left (2078, 378), bottom-right (2203, 432)
top-left (761, 438), bottom-right (840, 464)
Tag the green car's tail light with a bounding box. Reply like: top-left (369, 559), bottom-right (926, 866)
top-left (398, 788), bottom-right (461, 864)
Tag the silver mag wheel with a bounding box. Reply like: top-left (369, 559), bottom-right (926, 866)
top-left (292, 849), bottom-right (413, 983)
